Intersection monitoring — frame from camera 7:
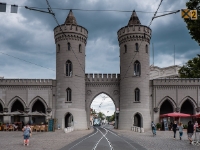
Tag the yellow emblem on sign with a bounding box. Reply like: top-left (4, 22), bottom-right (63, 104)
top-left (190, 10), bottom-right (198, 20)
top-left (181, 9), bottom-right (190, 19)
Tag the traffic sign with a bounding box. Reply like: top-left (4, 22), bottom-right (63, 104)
top-left (190, 10), bottom-right (198, 20)
top-left (181, 9), bottom-right (190, 19)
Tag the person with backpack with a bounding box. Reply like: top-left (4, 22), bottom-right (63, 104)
top-left (151, 121), bottom-right (156, 136)
top-left (22, 124), bottom-right (32, 146)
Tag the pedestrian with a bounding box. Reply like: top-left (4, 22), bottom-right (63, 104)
top-left (194, 121), bottom-right (198, 130)
top-left (187, 121), bottom-right (194, 144)
top-left (151, 121), bottom-right (156, 136)
top-left (178, 122), bottom-right (183, 140)
top-left (172, 121), bottom-right (177, 139)
top-left (22, 124), bottom-right (32, 146)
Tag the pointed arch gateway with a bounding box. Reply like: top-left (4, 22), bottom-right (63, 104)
top-left (133, 112), bottom-right (143, 128)
top-left (65, 112), bottom-right (74, 128)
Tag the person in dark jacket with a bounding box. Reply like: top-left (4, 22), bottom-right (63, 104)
top-left (187, 121), bottom-right (194, 144)
top-left (172, 121), bottom-right (177, 139)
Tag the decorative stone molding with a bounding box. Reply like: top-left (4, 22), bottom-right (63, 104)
top-left (87, 90), bottom-right (92, 95)
top-left (47, 107), bottom-right (52, 113)
top-left (25, 107), bottom-right (30, 113)
top-left (196, 107), bottom-right (200, 112)
top-left (175, 107), bottom-right (180, 112)
top-left (153, 107), bottom-right (158, 113)
top-left (113, 90), bottom-right (119, 95)
top-left (3, 108), bottom-right (8, 112)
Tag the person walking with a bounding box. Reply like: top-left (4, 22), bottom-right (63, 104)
top-left (22, 124), bottom-right (32, 146)
top-left (151, 121), bottom-right (156, 136)
top-left (172, 121), bottom-right (177, 139)
top-left (178, 122), bottom-right (183, 140)
top-left (187, 121), bottom-right (194, 144)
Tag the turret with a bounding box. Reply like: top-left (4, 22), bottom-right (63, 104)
top-left (118, 11), bottom-right (152, 131)
top-left (54, 10), bottom-right (88, 130)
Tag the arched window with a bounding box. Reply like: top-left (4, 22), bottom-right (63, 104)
top-left (57, 44), bottom-right (60, 53)
top-left (134, 60), bottom-right (141, 76)
top-left (66, 60), bottom-right (72, 76)
top-left (66, 88), bottom-right (72, 102)
top-left (146, 45), bottom-right (148, 53)
top-left (135, 88), bottom-right (140, 102)
top-left (135, 43), bottom-right (139, 51)
top-left (67, 42), bottom-right (71, 51)
top-left (124, 45), bottom-right (127, 53)
top-left (79, 44), bottom-right (82, 53)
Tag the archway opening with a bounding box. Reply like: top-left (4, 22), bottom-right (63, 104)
top-left (160, 100), bottom-right (173, 115)
top-left (90, 93), bottom-right (115, 126)
top-left (180, 100), bottom-right (194, 125)
top-left (134, 113), bottom-right (142, 127)
top-left (180, 100), bottom-right (194, 115)
top-left (31, 100), bottom-right (46, 124)
top-left (65, 112), bottom-right (73, 128)
top-left (11, 100), bottom-right (24, 123)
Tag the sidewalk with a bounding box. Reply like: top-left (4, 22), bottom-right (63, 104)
top-left (0, 129), bottom-right (94, 150)
top-left (112, 129), bottom-right (200, 150)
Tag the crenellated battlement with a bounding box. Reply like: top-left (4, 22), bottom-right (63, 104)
top-left (0, 79), bottom-right (54, 86)
top-left (54, 24), bottom-right (88, 44)
top-left (153, 78), bottom-right (200, 86)
top-left (85, 73), bottom-right (120, 82)
top-left (117, 25), bottom-right (151, 45)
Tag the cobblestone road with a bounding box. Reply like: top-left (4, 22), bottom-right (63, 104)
top-left (0, 129), bottom-right (93, 150)
top-left (113, 129), bottom-right (200, 150)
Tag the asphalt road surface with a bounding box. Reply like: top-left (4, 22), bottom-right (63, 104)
top-left (60, 125), bottom-right (146, 150)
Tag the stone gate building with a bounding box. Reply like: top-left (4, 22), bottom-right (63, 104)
top-left (0, 10), bottom-right (199, 131)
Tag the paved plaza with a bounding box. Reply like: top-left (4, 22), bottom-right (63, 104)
top-left (0, 128), bottom-right (200, 150)
top-left (113, 129), bottom-right (200, 150)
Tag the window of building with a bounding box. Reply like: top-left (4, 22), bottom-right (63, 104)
top-left (79, 44), bottom-right (82, 53)
top-left (124, 45), bottom-right (127, 53)
top-left (66, 60), bottom-right (72, 76)
top-left (57, 44), bottom-right (60, 53)
top-left (146, 45), bottom-right (148, 53)
top-left (134, 60), bottom-right (141, 76)
top-left (67, 42), bottom-right (71, 51)
top-left (135, 88), bottom-right (140, 102)
top-left (135, 43), bottom-right (139, 51)
top-left (66, 88), bottom-right (72, 102)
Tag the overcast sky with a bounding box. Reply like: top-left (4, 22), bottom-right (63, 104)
top-left (0, 0), bottom-right (199, 115)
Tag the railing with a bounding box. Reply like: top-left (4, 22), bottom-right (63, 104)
top-left (64, 126), bottom-right (74, 133)
top-left (131, 126), bottom-right (144, 133)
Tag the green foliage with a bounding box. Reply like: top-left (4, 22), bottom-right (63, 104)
top-left (98, 112), bottom-right (105, 120)
top-left (184, 0), bottom-right (200, 45)
top-left (179, 54), bottom-right (200, 78)
top-left (156, 123), bottom-right (161, 129)
top-left (109, 113), bottom-right (115, 122)
top-left (183, 124), bottom-right (188, 129)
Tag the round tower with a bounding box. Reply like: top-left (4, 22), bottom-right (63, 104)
top-left (118, 11), bottom-right (151, 131)
top-left (54, 10), bottom-right (88, 130)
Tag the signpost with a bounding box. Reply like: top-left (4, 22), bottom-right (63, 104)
top-left (181, 9), bottom-right (198, 20)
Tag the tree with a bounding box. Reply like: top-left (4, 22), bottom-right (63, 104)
top-left (184, 0), bottom-right (200, 45)
top-left (179, 54), bottom-right (200, 78)
top-left (109, 113), bottom-right (115, 122)
top-left (98, 112), bottom-right (105, 120)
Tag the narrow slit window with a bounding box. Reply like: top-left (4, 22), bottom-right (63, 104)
top-left (66, 88), bottom-right (72, 102)
top-left (135, 88), bottom-right (140, 102)
top-left (146, 45), bottom-right (148, 53)
top-left (68, 42), bottom-right (71, 51)
top-left (135, 43), bottom-right (139, 52)
top-left (79, 44), bottom-right (82, 53)
top-left (134, 60), bottom-right (141, 76)
top-left (66, 60), bottom-right (72, 76)
top-left (124, 45), bottom-right (127, 53)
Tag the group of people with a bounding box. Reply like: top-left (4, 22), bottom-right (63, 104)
top-left (151, 120), bottom-right (199, 144)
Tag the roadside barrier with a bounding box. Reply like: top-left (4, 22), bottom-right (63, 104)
top-left (131, 126), bottom-right (144, 133)
top-left (64, 126), bottom-right (74, 133)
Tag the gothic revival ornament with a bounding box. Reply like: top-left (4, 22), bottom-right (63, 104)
top-left (196, 107), bottom-right (200, 112)
top-left (47, 107), bottom-right (52, 113)
top-left (3, 107), bottom-right (8, 112)
top-left (153, 107), bottom-right (158, 113)
top-left (113, 90), bottom-right (118, 95)
top-left (87, 90), bottom-right (92, 95)
top-left (175, 107), bottom-right (180, 112)
top-left (25, 107), bottom-right (30, 113)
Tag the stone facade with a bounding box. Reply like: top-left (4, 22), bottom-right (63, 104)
top-left (0, 10), bottom-right (199, 131)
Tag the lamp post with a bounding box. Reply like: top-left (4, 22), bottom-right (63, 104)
top-left (115, 108), bottom-right (120, 129)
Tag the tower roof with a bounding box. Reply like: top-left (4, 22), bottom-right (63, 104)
top-left (64, 10), bottom-right (77, 25)
top-left (128, 10), bottom-right (141, 26)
